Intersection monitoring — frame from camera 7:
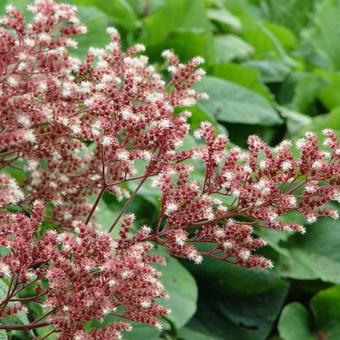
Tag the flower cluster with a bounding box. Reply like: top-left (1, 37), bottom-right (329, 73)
top-left (151, 124), bottom-right (339, 268)
top-left (0, 208), bottom-right (168, 338)
top-left (0, 1), bottom-right (339, 338)
top-left (0, 0), bottom-right (206, 226)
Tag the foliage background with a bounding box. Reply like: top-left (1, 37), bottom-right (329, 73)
top-left (1, 0), bottom-right (340, 339)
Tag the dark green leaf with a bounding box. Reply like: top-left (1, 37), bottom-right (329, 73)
top-left (212, 63), bottom-right (273, 101)
top-left (311, 285), bottom-right (340, 339)
top-left (278, 303), bottom-right (315, 340)
top-left (213, 35), bottom-right (254, 63)
top-left (195, 76), bottom-right (282, 125)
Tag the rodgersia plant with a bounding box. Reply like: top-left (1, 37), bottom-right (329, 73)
top-left (0, 1), bottom-right (339, 338)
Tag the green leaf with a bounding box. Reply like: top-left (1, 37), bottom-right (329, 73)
top-left (212, 63), bottom-right (273, 101)
top-left (277, 219), bottom-right (340, 283)
top-left (72, 6), bottom-right (111, 57)
top-left (263, 0), bottom-right (317, 35)
top-left (0, 331), bottom-right (7, 340)
top-left (94, 195), bottom-right (121, 236)
top-left (178, 325), bottom-right (215, 340)
top-left (0, 279), bottom-right (7, 300)
top-left (141, 0), bottom-right (209, 46)
top-left (195, 76), bottom-right (282, 125)
top-left (124, 322), bottom-right (160, 340)
top-left (264, 22), bottom-right (298, 50)
top-left (164, 31), bottom-right (214, 63)
top-left (184, 257), bottom-right (289, 340)
top-left (292, 73), bottom-right (326, 115)
top-left (0, 280), bottom-right (29, 326)
top-left (311, 285), bottom-right (340, 339)
top-left (240, 16), bottom-right (288, 60)
top-left (314, 70), bottom-right (340, 110)
top-left (309, 0), bottom-right (340, 70)
top-left (278, 303), bottom-right (315, 340)
top-left (277, 106), bottom-right (312, 135)
top-left (244, 60), bottom-right (292, 83)
top-left (156, 246), bottom-right (198, 329)
top-left (308, 106), bottom-right (340, 134)
top-left (73, 0), bottom-right (138, 31)
top-left (213, 34), bottom-right (254, 63)
top-left (207, 8), bottom-right (242, 31)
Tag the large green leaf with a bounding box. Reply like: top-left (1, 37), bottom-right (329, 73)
top-left (277, 106), bottom-right (312, 136)
top-left (213, 35), bottom-right (254, 63)
top-left (195, 76), bottom-right (282, 125)
top-left (73, 0), bottom-right (138, 31)
top-left (244, 60), bottom-right (292, 83)
top-left (277, 219), bottom-right (340, 283)
top-left (156, 246), bottom-right (198, 329)
top-left (0, 331), bottom-right (7, 340)
top-left (311, 286), bottom-right (340, 339)
top-left (315, 70), bottom-right (340, 110)
top-left (240, 16), bottom-right (289, 60)
top-left (212, 63), bottom-right (273, 101)
top-left (278, 303), bottom-right (315, 340)
top-left (141, 0), bottom-right (209, 46)
top-left (73, 6), bottom-right (111, 57)
top-left (124, 322), bottom-right (160, 340)
top-left (207, 8), bottom-right (242, 31)
top-left (310, 0), bottom-right (340, 70)
top-left (292, 73), bottom-right (327, 115)
top-left (307, 106), bottom-right (340, 134)
top-left (184, 257), bottom-right (289, 340)
top-left (264, 22), bottom-right (298, 50)
top-left (263, 0), bottom-right (317, 35)
top-left (0, 280), bottom-right (29, 326)
top-left (164, 31), bottom-right (214, 63)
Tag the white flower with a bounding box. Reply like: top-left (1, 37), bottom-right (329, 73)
top-left (106, 26), bottom-right (118, 35)
top-left (167, 65), bottom-right (177, 73)
top-left (161, 49), bottom-right (174, 59)
top-left (259, 160), bottom-right (267, 170)
top-left (38, 33), bottom-right (51, 43)
top-left (165, 202), bottom-right (178, 215)
top-left (188, 251), bottom-right (203, 264)
top-left (89, 47), bottom-right (105, 57)
top-left (17, 116), bottom-right (31, 128)
top-left (140, 300), bottom-right (151, 308)
top-left (158, 119), bottom-right (170, 129)
top-left (288, 196), bottom-right (297, 207)
top-left (121, 108), bottom-right (133, 120)
top-left (214, 229), bottom-right (225, 238)
top-left (239, 249), bottom-right (250, 261)
top-left (192, 56), bottom-right (205, 65)
top-left (146, 92), bottom-right (163, 103)
top-left (223, 241), bottom-right (233, 249)
top-left (116, 150), bottom-right (129, 161)
top-left (7, 76), bottom-right (18, 87)
top-left (5, 4), bottom-right (15, 13)
top-left (134, 43), bottom-right (145, 52)
top-left (281, 161), bottom-right (292, 172)
top-left (296, 138), bottom-right (306, 149)
top-left (306, 215), bottom-right (317, 224)
top-left (80, 81), bottom-right (92, 94)
top-left (102, 136), bottom-right (113, 147)
top-left (243, 165), bottom-right (252, 174)
top-left (84, 97), bottom-right (94, 107)
top-left (66, 38), bottom-right (78, 49)
top-left (23, 130), bottom-right (36, 143)
top-left (312, 161), bottom-right (322, 169)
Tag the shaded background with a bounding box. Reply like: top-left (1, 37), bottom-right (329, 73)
top-left (2, 0), bottom-right (340, 339)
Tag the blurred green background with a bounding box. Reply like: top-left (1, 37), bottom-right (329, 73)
top-left (2, 0), bottom-right (340, 339)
